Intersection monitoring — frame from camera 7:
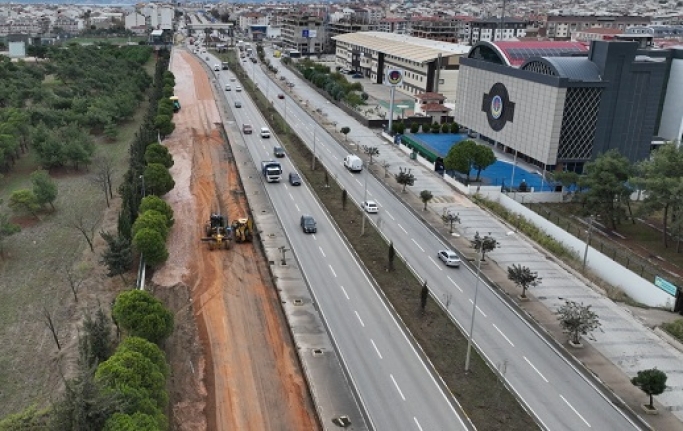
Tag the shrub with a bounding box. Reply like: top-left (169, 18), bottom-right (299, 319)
top-left (139, 196), bottom-right (174, 227)
top-left (661, 319), bottom-right (683, 343)
top-left (410, 122), bottom-right (419, 133)
top-left (112, 290), bottom-right (174, 344)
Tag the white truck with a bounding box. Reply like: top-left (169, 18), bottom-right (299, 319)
top-left (261, 160), bottom-right (282, 183)
top-left (343, 155), bottom-right (363, 172)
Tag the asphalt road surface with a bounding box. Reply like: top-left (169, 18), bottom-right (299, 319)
top-left (246, 50), bottom-right (645, 431)
top-left (208, 52), bottom-right (472, 431)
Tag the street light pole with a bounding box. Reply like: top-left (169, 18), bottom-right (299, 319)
top-left (361, 162), bottom-right (368, 236)
top-left (583, 215), bottom-right (595, 271)
top-left (311, 126), bottom-right (317, 170)
top-left (465, 247), bottom-right (484, 372)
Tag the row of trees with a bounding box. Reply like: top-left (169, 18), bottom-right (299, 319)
top-left (295, 59), bottom-right (366, 108)
top-left (551, 145), bottom-right (683, 248)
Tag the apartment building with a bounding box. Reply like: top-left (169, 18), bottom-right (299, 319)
top-left (543, 15), bottom-right (650, 40)
top-left (281, 14), bottom-right (326, 54)
top-left (53, 16), bottom-right (79, 34)
top-left (410, 17), bottom-right (458, 43)
top-left (239, 12), bottom-right (269, 32)
top-left (468, 17), bottom-right (527, 44)
top-left (377, 17), bottom-right (411, 34)
top-left (327, 20), bottom-right (373, 46)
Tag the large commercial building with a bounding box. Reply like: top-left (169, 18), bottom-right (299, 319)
top-left (332, 31), bottom-right (470, 101)
top-left (455, 40), bottom-right (674, 173)
top-left (281, 14), bottom-right (326, 55)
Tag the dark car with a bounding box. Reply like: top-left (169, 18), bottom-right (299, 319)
top-left (274, 146), bottom-right (285, 158)
top-left (352, 73), bottom-right (363, 79)
top-left (289, 172), bottom-right (301, 186)
top-left (278, 93), bottom-right (285, 99)
top-left (300, 215), bottom-right (317, 233)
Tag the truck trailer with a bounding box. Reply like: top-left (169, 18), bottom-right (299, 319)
top-left (261, 160), bottom-right (282, 183)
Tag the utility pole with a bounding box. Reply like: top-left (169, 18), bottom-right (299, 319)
top-left (465, 246), bottom-right (484, 372)
top-left (361, 162), bottom-right (368, 236)
top-left (583, 215), bottom-right (595, 272)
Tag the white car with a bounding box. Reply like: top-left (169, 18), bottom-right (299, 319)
top-left (214, 64), bottom-right (220, 71)
top-left (260, 127), bottom-right (271, 138)
top-left (362, 200), bottom-right (378, 213)
top-left (236, 85), bottom-right (242, 92)
top-left (225, 84), bottom-right (231, 91)
top-left (230, 77), bottom-right (236, 82)
top-left (437, 250), bottom-right (461, 267)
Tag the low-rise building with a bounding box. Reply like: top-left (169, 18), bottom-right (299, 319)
top-left (468, 17), bottom-right (528, 44)
top-left (333, 31), bottom-right (471, 101)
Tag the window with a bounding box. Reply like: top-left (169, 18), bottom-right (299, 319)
top-left (439, 79), bottom-right (444, 84)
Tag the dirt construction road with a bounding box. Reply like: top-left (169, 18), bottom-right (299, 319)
top-left (153, 49), bottom-right (318, 431)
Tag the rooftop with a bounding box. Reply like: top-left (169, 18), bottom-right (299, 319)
top-left (333, 31), bottom-right (470, 63)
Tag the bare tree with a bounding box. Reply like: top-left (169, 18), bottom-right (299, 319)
top-left (43, 306), bottom-right (61, 350)
top-left (64, 263), bottom-right (90, 302)
top-left (66, 211), bottom-right (100, 252)
top-left (362, 146), bottom-right (380, 165)
top-left (92, 155), bottom-right (115, 207)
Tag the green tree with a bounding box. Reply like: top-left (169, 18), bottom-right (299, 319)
top-left (154, 115), bottom-right (175, 137)
top-left (139, 196), bottom-right (174, 227)
top-left (143, 163), bottom-right (175, 196)
top-left (395, 167), bottom-right (415, 192)
top-left (388, 241), bottom-right (395, 271)
top-left (118, 336), bottom-right (169, 378)
top-left (632, 143), bottom-right (683, 247)
top-left (103, 412), bottom-right (161, 431)
top-left (340, 126), bottom-right (350, 140)
top-left (132, 210), bottom-right (169, 240)
top-left (362, 146), bottom-right (379, 165)
top-left (144, 144), bottom-right (174, 168)
top-left (472, 146), bottom-right (496, 182)
top-left (95, 350), bottom-right (167, 409)
top-left (133, 228), bottom-right (169, 267)
top-left (9, 189), bottom-right (41, 219)
top-left (0, 406), bottom-right (50, 430)
top-left (444, 140), bottom-right (477, 182)
top-left (410, 122), bottom-right (419, 133)
top-left (441, 123), bottom-right (450, 133)
top-left (471, 231), bottom-right (498, 261)
top-left (112, 290), bottom-right (173, 344)
top-left (557, 300), bottom-right (601, 345)
top-left (450, 122), bottom-right (460, 133)
top-left (420, 190), bottom-right (433, 211)
top-left (100, 231), bottom-right (134, 282)
top-left (631, 368), bottom-right (667, 410)
top-left (0, 209), bottom-right (20, 257)
top-left (420, 281), bottom-right (429, 311)
top-left (81, 306), bottom-right (113, 367)
top-left (578, 150), bottom-right (633, 230)
top-left (104, 122), bottom-right (119, 141)
top-left (430, 123), bottom-right (440, 134)
top-left (31, 170), bottom-right (58, 211)
top-left (507, 264), bottom-right (542, 298)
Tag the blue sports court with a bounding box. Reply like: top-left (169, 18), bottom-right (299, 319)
top-left (410, 133), bottom-right (556, 192)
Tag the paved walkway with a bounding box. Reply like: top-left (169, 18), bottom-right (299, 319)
top-left (273, 57), bottom-right (683, 430)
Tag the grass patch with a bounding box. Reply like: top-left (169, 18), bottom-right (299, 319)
top-left (227, 52), bottom-right (538, 430)
top-left (0, 58), bottom-right (154, 418)
top-left (661, 319), bottom-right (683, 343)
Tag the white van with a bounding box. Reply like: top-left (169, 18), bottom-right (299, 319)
top-left (343, 155), bottom-right (363, 172)
top-left (260, 127), bottom-right (271, 138)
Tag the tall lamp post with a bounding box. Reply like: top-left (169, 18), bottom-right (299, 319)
top-left (311, 126), bottom-right (317, 170)
top-left (361, 161), bottom-right (369, 236)
top-left (465, 245), bottom-right (484, 372)
top-left (583, 215), bottom-right (595, 272)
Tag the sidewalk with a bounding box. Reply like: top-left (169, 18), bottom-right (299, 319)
top-left (274, 59), bottom-right (683, 430)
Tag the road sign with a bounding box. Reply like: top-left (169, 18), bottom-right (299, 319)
top-left (655, 276), bottom-right (678, 296)
top-left (386, 69), bottom-right (403, 86)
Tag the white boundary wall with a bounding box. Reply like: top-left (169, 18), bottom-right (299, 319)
top-left (480, 190), bottom-right (674, 308)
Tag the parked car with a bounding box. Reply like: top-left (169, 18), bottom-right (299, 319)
top-left (352, 73), bottom-right (363, 79)
top-left (242, 124), bottom-right (253, 134)
top-left (289, 172), bottom-right (301, 186)
top-left (287, 82), bottom-right (295, 87)
top-left (362, 200), bottom-right (378, 213)
top-left (277, 93), bottom-right (285, 99)
top-left (235, 101), bottom-right (242, 108)
top-left (300, 215), bottom-right (317, 233)
top-left (274, 146), bottom-right (285, 158)
top-left (437, 250), bottom-right (461, 267)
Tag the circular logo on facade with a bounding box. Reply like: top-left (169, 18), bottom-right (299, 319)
top-left (386, 69), bottom-right (403, 86)
top-left (482, 83), bottom-right (515, 132)
top-left (490, 95), bottom-right (503, 120)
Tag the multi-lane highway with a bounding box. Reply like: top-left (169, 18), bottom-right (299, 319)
top-left (207, 52), bottom-right (472, 431)
top-left (237, 50), bottom-right (645, 431)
